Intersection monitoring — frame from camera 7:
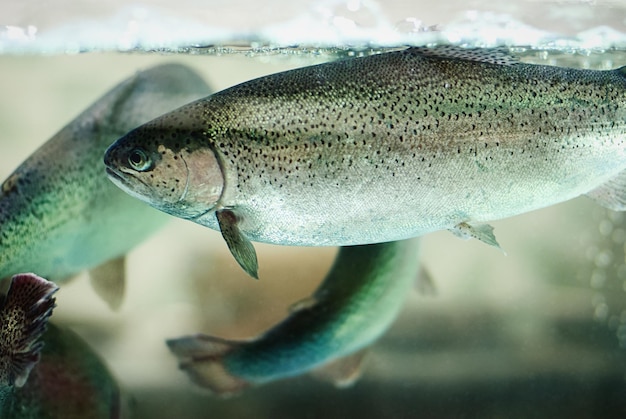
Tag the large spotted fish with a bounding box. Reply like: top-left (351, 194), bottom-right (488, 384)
top-left (104, 46), bottom-right (626, 278)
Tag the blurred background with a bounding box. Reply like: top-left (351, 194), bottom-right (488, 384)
top-left (1, 0), bottom-right (626, 418)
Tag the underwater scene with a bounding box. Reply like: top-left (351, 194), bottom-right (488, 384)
top-left (1, 1), bottom-right (626, 418)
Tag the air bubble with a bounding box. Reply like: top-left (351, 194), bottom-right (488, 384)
top-left (612, 228), bottom-right (626, 244)
top-left (592, 292), bottom-right (606, 307)
top-left (609, 210), bottom-right (624, 223)
top-left (590, 269), bottom-right (606, 289)
top-left (599, 219), bottom-right (613, 236)
top-left (594, 249), bottom-right (612, 268)
top-left (594, 302), bottom-right (609, 322)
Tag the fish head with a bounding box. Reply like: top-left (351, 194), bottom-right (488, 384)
top-left (103, 116), bottom-right (224, 220)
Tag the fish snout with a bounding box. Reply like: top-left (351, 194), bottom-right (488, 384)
top-left (102, 140), bottom-right (122, 172)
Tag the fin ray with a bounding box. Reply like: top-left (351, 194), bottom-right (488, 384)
top-left (587, 170), bottom-right (626, 211)
top-left (449, 222), bottom-right (504, 253)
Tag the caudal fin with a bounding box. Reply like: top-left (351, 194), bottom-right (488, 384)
top-left (166, 334), bottom-right (249, 397)
top-left (0, 273), bottom-right (59, 387)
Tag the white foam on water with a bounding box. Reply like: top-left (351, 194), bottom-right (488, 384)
top-left (1, 0), bottom-right (625, 54)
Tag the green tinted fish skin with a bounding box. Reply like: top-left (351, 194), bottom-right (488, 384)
top-left (0, 323), bottom-right (121, 419)
top-left (104, 47), bottom-right (626, 275)
top-left (167, 238), bottom-right (421, 396)
top-left (0, 64), bottom-right (212, 284)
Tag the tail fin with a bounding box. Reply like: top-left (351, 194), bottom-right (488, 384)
top-left (166, 334), bottom-right (248, 397)
top-left (0, 273), bottom-right (58, 387)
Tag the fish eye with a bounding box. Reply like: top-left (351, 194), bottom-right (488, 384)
top-left (128, 148), bottom-right (152, 171)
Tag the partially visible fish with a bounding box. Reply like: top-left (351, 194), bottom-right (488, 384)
top-left (0, 63), bottom-right (212, 308)
top-left (0, 322), bottom-right (122, 419)
top-left (0, 273), bottom-right (58, 390)
top-left (0, 274), bottom-right (120, 418)
top-left (167, 238), bottom-right (422, 396)
top-left (104, 46), bottom-right (626, 279)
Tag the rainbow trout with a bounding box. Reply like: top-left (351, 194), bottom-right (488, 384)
top-left (0, 273), bottom-right (120, 418)
top-left (167, 238), bottom-right (422, 396)
top-left (0, 274), bottom-right (58, 390)
top-left (0, 63), bottom-right (212, 308)
top-left (0, 323), bottom-right (121, 419)
top-left (104, 47), bottom-right (626, 278)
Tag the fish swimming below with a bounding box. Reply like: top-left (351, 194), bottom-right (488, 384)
top-left (0, 274), bottom-right (121, 418)
top-left (104, 46), bottom-right (626, 279)
top-left (167, 238), bottom-right (424, 396)
top-left (0, 322), bottom-right (122, 419)
top-left (0, 63), bottom-right (212, 308)
top-left (0, 273), bottom-right (58, 390)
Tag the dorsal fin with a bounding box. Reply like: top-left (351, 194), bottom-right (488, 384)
top-left (408, 45), bottom-right (520, 66)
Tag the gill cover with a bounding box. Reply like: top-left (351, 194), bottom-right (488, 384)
top-left (104, 132), bottom-right (224, 220)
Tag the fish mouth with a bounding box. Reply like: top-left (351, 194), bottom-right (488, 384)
top-left (105, 167), bottom-right (152, 204)
top-left (105, 167), bottom-right (131, 190)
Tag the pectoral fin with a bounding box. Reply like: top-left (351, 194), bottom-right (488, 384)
top-left (311, 348), bottom-right (369, 388)
top-left (88, 256), bottom-right (126, 311)
top-left (216, 209), bottom-right (259, 279)
top-left (449, 222), bottom-right (504, 252)
top-left (587, 170), bottom-right (626, 211)
top-left (0, 273), bottom-right (58, 387)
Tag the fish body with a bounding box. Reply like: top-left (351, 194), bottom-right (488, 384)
top-left (0, 273), bottom-right (58, 389)
top-left (0, 274), bottom-right (119, 418)
top-left (0, 323), bottom-right (121, 419)
top-left (0, 64), bottom-right (212, 307)
top-left (167, 238), bottom-right (422, 395)
top-left (104, 47), bottom-right (626, 277)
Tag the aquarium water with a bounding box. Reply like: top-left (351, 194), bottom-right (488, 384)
top-left (1, 0), bottom-right (626, 418)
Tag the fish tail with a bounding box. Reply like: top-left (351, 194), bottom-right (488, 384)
top-left (0, 273), bottom-right (59, 387)
top-left (166, 334), bottom-right (248, 397)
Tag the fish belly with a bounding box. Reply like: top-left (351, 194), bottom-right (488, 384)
top-left (230, 131), bottom-right (626, 247)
